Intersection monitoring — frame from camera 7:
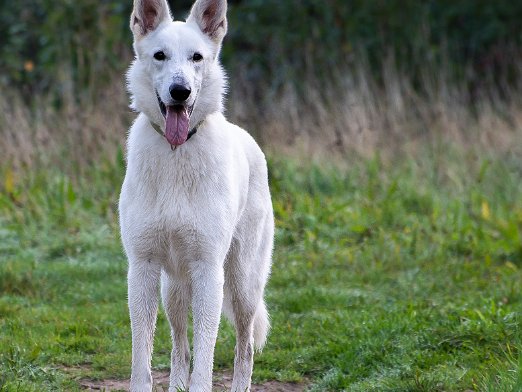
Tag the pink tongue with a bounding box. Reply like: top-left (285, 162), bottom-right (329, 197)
top-left (165, 106), bottom-right (189, 146)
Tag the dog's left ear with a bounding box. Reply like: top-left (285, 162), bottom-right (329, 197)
top-left (187, 0), bottom-right (227, 44)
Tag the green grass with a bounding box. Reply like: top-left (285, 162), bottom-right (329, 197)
top-left (1, 146), bottom-right (522, 391)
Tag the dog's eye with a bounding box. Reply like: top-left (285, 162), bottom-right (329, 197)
top-left (153, 51), bottom-right (166, 61)
top-left (192, 52), bottom-right (203, 62)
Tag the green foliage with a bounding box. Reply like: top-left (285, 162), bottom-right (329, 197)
top-left (1, 147), bottom-right (522, 390)
top-left (226, 0), bottom-right (522, 89)
top-left (1, 1), bottom-right (521, 98)
top-left (0, 0), bottom-right (133, 98)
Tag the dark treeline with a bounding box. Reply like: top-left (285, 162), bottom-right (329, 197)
top-left (1, 0), bottom-right (521, 98)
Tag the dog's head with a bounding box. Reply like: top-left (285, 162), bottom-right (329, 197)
top-left (127, 0), bottom-right (227, 146)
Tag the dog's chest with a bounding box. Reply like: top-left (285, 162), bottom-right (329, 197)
top-left (126, 148), bottom-right (225, 210)
top-left (120, 144), bottom-right (241, 254)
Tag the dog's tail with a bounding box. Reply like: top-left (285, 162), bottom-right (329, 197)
top-left (253, 300), bottom-right (270, 351)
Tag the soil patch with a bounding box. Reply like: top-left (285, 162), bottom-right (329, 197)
top-left (79, 370), bottom-right (306, 392)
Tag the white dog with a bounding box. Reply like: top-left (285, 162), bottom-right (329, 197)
top-left (118, 0), bottom-right (274, 391)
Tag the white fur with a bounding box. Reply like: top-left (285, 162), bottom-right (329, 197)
top-left (119, 0), bottom-right (273, 391)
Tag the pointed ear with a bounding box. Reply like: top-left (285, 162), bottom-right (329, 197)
top-left (130, 0), bottom-right (171, 39)
top-left (187, 0), bottom-right (227, 44)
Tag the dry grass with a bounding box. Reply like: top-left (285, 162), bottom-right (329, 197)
top-left (1, 61), bottom-right (521, 171)
top-left (229, 61), bottom-right (522, 158)
top-left (0, 79), bottom-right (131, 171)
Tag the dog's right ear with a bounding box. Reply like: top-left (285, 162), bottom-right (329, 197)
top-left (131, 0), bottom-right (171, 39)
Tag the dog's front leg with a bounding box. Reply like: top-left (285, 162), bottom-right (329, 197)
top-left (189, 261), bottom-right (224, 391)
top-left (128, 260), bottom-right (161, 392)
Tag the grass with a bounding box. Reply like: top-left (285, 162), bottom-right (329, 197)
top-left (1, 145), bottom-right (522, 391)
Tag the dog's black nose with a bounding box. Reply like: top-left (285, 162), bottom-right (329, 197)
top-left (169, 84), bottom-right (191, 102)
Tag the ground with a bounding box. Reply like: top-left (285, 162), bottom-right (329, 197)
top-left (78, 369), bottom-right (305, 391)
top-left (1, 151), bottom-right (522, 391)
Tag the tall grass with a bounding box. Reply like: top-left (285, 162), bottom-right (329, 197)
top-left (229, 56), bottom-right (522, 156)
top-left (0, 81), bottom-right (130, 172)
top-left (1, 57), bottom-right (521, 173)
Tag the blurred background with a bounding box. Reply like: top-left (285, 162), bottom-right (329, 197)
top-left (1, 0), bottom-right (522, 167)
top-left (1, 1), bottom-right (522, 391)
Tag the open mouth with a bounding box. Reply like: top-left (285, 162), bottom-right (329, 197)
top-left (156, 92), bottom-right (191, 147)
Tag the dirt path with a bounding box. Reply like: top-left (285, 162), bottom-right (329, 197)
top-left (80, 370), bottom-right (306, 391)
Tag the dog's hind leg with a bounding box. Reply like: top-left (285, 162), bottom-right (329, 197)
top-left (161, 271), bottom-right (191, 391)
top-left (128, 259), bottom-right (161, 392)
top-left (227, 204), bottom-right (273, 391)
top-left (229, 293), bottom-right (256, 392)
top-left (225, 246), bottom-right (271, 391)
